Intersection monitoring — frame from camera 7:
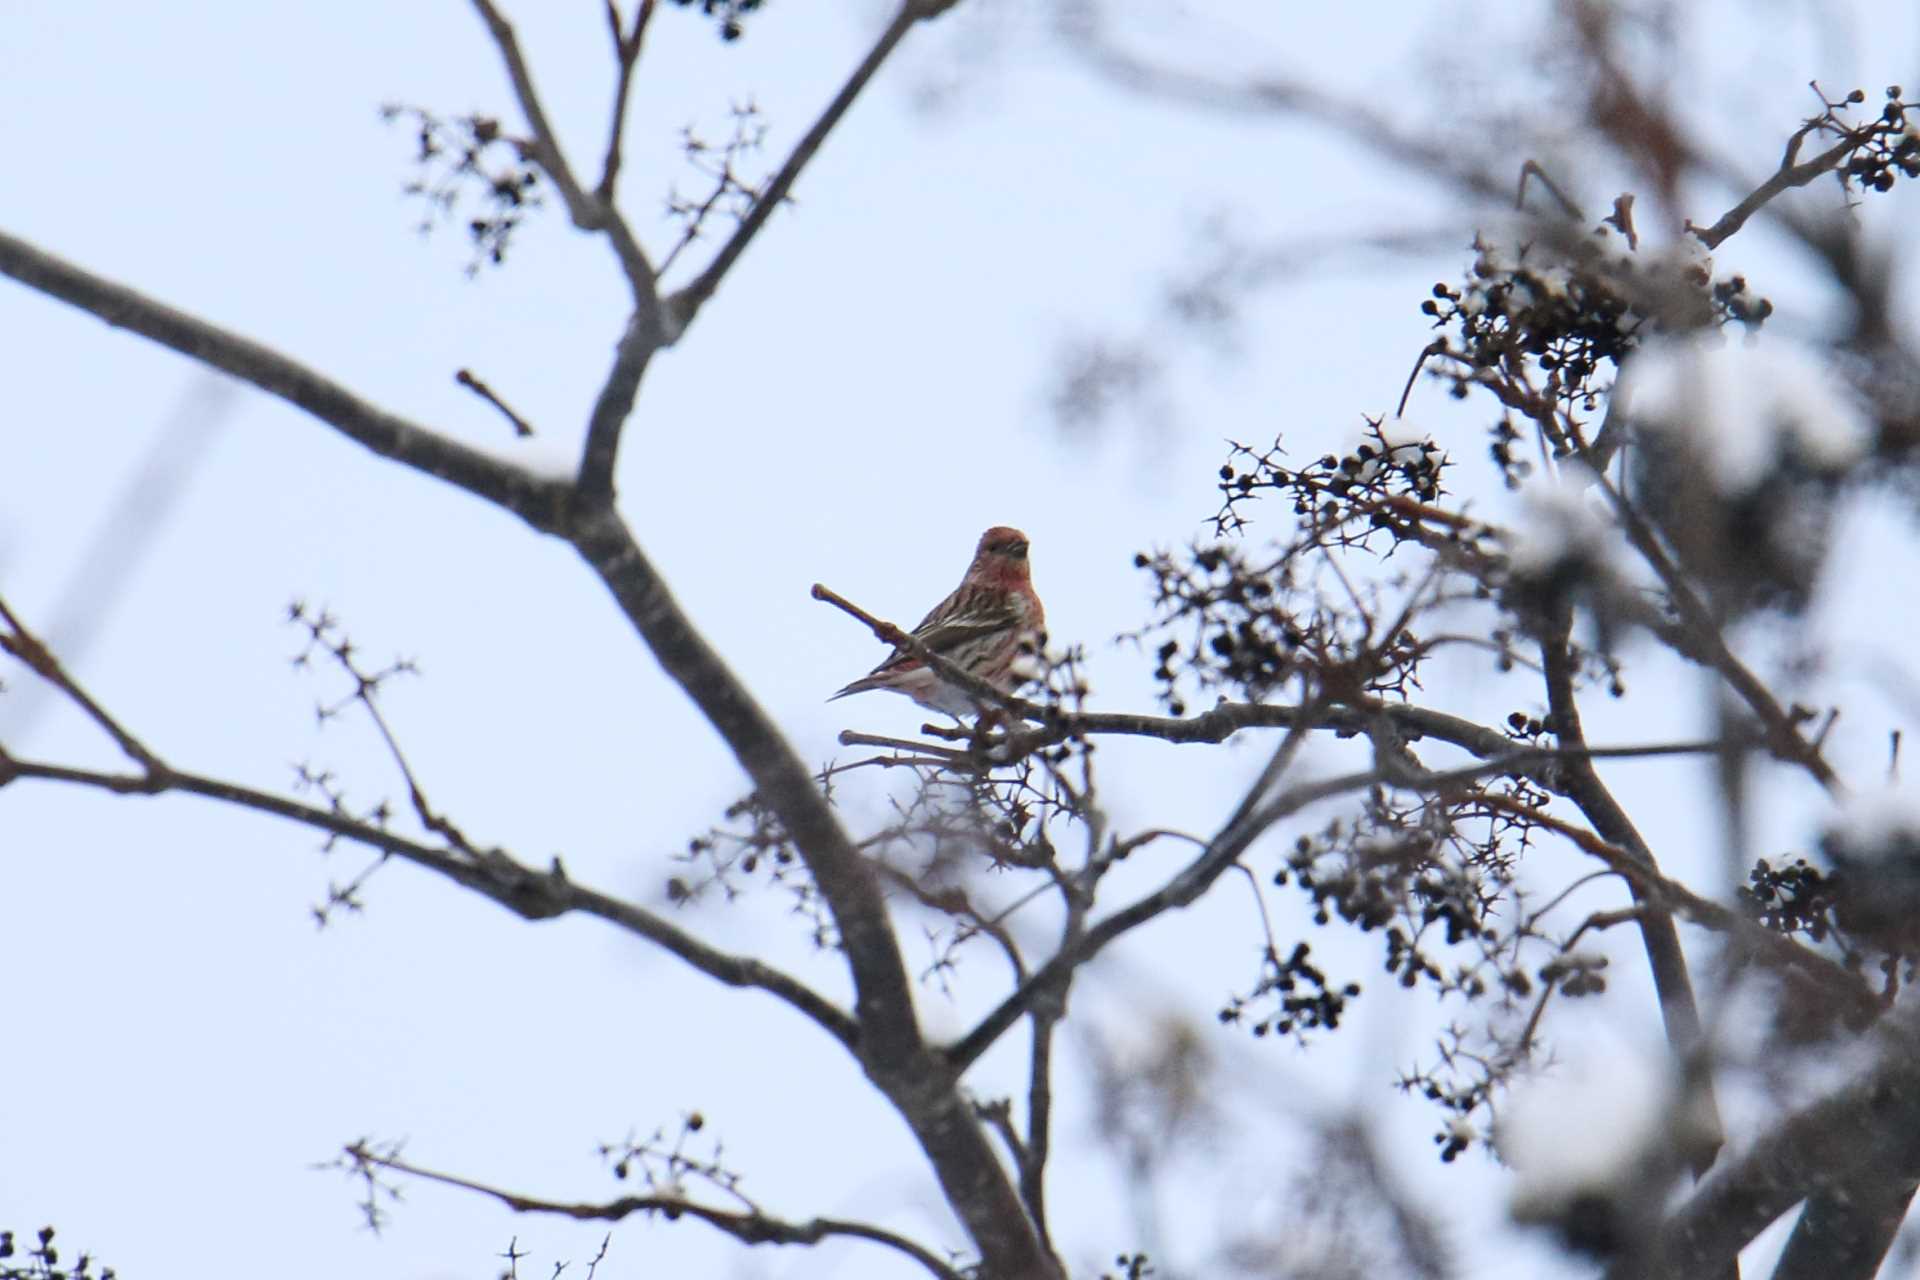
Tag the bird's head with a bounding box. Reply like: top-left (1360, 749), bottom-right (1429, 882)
top-left (976, 526), bottom-right (1029, 561)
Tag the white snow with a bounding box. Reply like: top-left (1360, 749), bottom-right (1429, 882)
top-left (1613, 334), bottom-right (1873, 493)
top-left (1505, 464), bottom-right (1614, 578)
top-left (1824, 784), bottom-right (1920, 861)
top-left (1500, 1045), bottom-right (1676, 1221)
top-left (1347, 418), bottom-right (1435, 483)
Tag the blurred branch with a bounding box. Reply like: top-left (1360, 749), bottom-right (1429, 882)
top-left (1059, 2), bottom-right (1506, 205)
top-left (1537, 612), bottom-right (1724, 1177)
top-left (1769, 1167), bottom-right (1919, 1280)
top-left (1689, 130), bottom-right (1859, 250)
top-left (1586, 470), bottom-right (1840, 792)
top-left (1622, 1022), bottom-right (1920, 1280)
top-left (344, 1141), bottom-right (967, 1280)
top-left (596, 0), bottom-right (656, 202)
top-left (1476, 792), bottom-right (1878, 1025)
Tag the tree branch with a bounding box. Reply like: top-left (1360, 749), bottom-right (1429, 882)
top-left (1616, 1022), bottom-right (1920, 1280)
top-left (949, 717), bottom-right (1574, 1073)
top-left (0, 596), bottom-right (162, 773)
top-left (566, 506), bottom-right (1058, 1278)
top-left (1589, 471), bottom-right (1840, 792)
top-left (595, 0), bottom-right (656, 202)
top-left (466, 0), bottom-right (665, 298)
top-left (345, 1142), bottom-right (967, 1280)
top-left (577, 309), bottom-right (662, 503)
top-left (1537, 612), bottom-right (1726, 1179)
top-left (465, 0), bottom-right (667, 501)
top-left (0, 230), bottom-right (573, 527)
top-left (1475, 793), bottom-right (1879, 1026)
top-left (468, 0), bottom-right (597, 231)
top-left (0, 226), bottom-right (1054, 1280)
top-left (1687, 131), bottom-right (1860, 250)
top-left (1768, 1167), bottom-right (1918, 1280)
top-left (663, 0), bottom-right (937, 335)
top-left (0, 590), bottom-right (864, 1049)
top-left (0, 743), bottom-right (859, 1042)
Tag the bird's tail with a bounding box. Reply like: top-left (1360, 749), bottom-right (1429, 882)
top-left (827, 676), bottom-right (876, 702)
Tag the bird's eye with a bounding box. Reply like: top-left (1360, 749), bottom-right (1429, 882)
top-left (1011, 543), bottom-right (1028, 558)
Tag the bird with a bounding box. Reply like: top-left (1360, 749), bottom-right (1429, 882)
top-left (829, 526), bottom-right (1046, 717)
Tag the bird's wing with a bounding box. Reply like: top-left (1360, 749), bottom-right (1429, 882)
top-left (859, 588), bottom-right (1022, 676)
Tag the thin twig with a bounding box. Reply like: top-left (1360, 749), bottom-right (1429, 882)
top-left (1588, 468), bottom-right (1840, 792)
top-left (465, 0), bottom-right (665, 505)
top-left (455, 367), bottom-right (536, 437)
top-left (1, 743), bottom-right (861, 1042)
top-left (946, 726), bottom-right (1624, 1073)
top-left (596, 0), bottom-right (655, 201)
top-left (344, 1142), bottom-right (966, 1280)
top-left (0, 595), bottom-right (163, 773)
top-left (0, 591), bottom-right (860, 1044)
top-left (837, 729), bottom-right (969, 762)
top-left (664, 1), bottom-right (930, 334)
top-left (469, 0), bottom-right (598, 227)
top-left (1687, 132), bottom-right (1859, 250)
top-left (1516, 159), bottom-right (1586, 220)
top-left (0, 230), bottom-right (572, 524)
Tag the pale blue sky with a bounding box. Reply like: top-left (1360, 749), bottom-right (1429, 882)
top-left (4, 3), bottom-right (1918, 1277)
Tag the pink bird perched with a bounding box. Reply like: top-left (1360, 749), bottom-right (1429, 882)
top-left (830, 526), bottom-right (1047, 717)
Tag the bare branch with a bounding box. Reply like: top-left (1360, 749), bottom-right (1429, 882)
top-left (0, 230), bottom-right (572, 526)
top-left (0, 225), bottom-right (1054, 1280)
top-left (0, 596), bottom-right (162, 773)
top-left (577, 312), bottom-right (661, 503)
top-left (1616, 1023), bottom-right (1920, 1280)
top-left (455, 367), bottom-right (537, 438)
top-left (344, 1142), bottom-right (967, 1280)
top-left (596, 0), bottom-right (656, 202)
top-left (464, 1), bottom-right (668, 500)
top-left (1768, 1170), bottom-right (1918, 1280)
top-left (664, 1), bottom-right (936, 334)
top-left (468, 0), bottom-right (598, 229)
top-left (1588, 470), bottom-right (1841, 791)
top-left (1537, 613), bottom-right (1724, 1176)
top-left (569, 508), bottom-right (1059, 1278)
top-left (0, 740), bottom-right (859, 1038)
top-left (1688, 131), bottom-right (1859, 250)
top-left (0, 591), bottom-right (859, 1042)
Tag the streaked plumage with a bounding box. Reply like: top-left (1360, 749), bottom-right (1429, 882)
top-left (830, 526), bottom-right (1046, 716)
